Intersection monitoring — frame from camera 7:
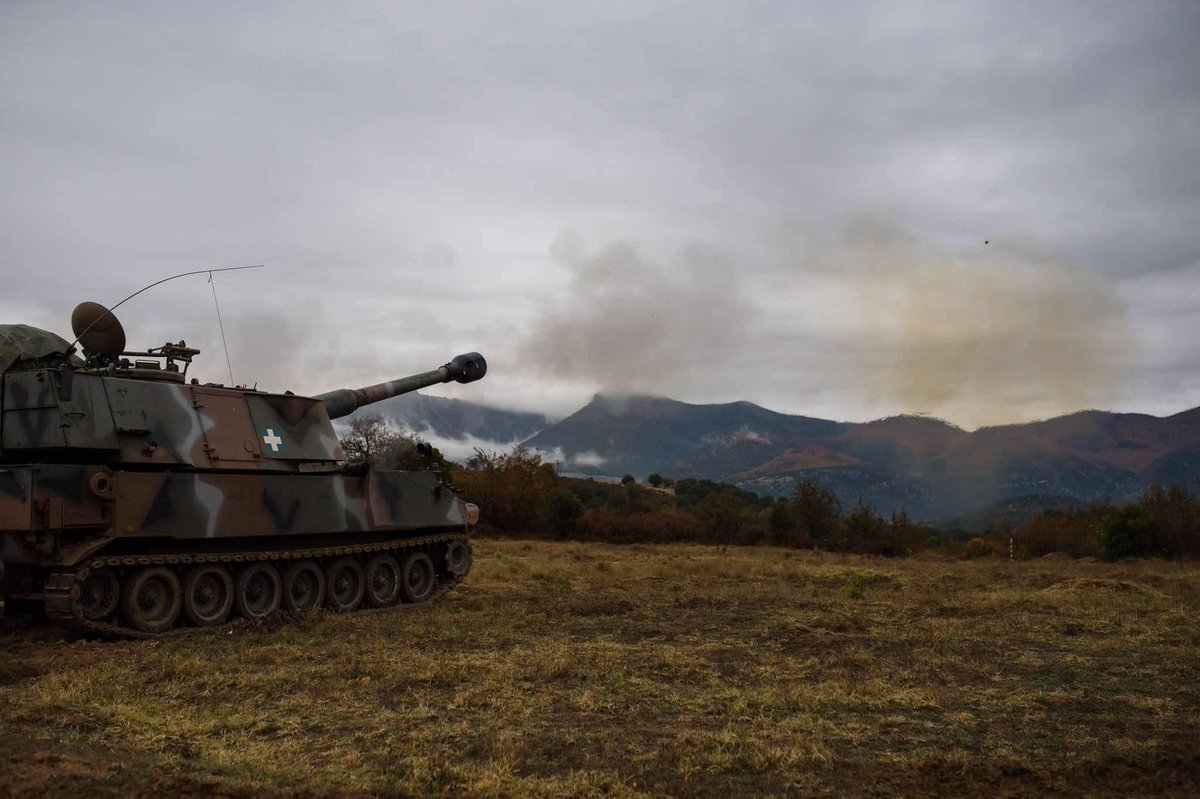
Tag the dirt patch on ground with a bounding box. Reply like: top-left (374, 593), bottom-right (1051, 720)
top-left (1041, 577), bottom-right (1162, 597)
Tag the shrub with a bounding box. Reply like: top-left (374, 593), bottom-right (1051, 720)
top-left (1015, 510), bottom-right (1102, 559)
top-left (575, 509), bottom-right (708, 545)
top-left (960, 537), bottom-right (998, 559)
top-left (841, 573), bottom-right (867, 599)
top-left (455, 446), bottom-right (560, 537)
top-left (1101, 506), bottom-right (1168, 561)
top-left (1139, 483), bottom-right (1200, 559)
top-left (695, 489), bottom-right (748, 542)
top-left (553, 489), bottom-right (586, 538)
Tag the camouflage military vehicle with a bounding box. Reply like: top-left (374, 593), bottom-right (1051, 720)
top-left (0, 303), bottom-right (484, 637)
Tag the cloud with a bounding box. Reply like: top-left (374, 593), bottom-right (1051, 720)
top-left (701, 428), bottom-right (773, 446)
top-left (0, 1), bottom-right (1197, 426)
top-left (570, 450), bottom-right (608, 468)
top-left (518, 445), bottom-right (605, 471)
top-left (413, 430), bottom-right (529, 465)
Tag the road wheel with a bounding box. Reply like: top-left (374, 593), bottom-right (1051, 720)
top-left (79, 570), bottom-right (119, 621)
top-left (444, 539), bottom-right (473, 578)
top-left (282, 561), bottom-right (325, 613)
top-left (182, 565), bottom-right (234, 627)
top-left (234, 563), bottom-right (281, 620)
top-left (325, 558), bottom-right (365, 613)
top-left (399, 552), bottom-right (436, 604)
top-left (364, 555), bottom-right (401, 607)
top-left (121, 567), bottom-right (182, 634)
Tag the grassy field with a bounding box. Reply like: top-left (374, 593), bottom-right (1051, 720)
top-left (1, 539), bottom-right (1198, 798)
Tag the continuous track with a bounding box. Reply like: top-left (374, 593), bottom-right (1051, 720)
top-left (42, 532), bottom-right (470, 640)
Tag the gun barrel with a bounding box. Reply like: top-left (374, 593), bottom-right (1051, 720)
top-left (317, 352), bottom-right (486, 420)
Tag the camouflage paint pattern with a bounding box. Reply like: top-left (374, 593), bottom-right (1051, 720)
top-left (2, 370), bottom-right (345, 468)
top-left (0, 464), bottom-right (469, 568)
top-left (0, 341), bottom-right (484, 589)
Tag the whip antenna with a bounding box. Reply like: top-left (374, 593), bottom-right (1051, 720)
top-left (64, 264), bottom-right (265, 355)
top-left (208, 271), bottom-right (236, 386)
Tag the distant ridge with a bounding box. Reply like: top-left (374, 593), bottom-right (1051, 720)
top-left (522, 393), bottom-right (1200, 522)
top-left (523, 393), bottom-right (844, 478)
top-left (353, 390), bottom-right (1200, 523)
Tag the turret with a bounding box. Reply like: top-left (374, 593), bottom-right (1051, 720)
top-left (316, 353), bottom-right (487, 420)
top-left (0, 302), bottom-right (488, 473)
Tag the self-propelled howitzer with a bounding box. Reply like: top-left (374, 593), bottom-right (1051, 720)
top-left (0, 303), bottom-right (485, 636)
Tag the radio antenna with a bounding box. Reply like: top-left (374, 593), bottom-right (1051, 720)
top-left (64, 264), bottom-right (265, 355)
top-left (208, 271), bottom-right (236, 386)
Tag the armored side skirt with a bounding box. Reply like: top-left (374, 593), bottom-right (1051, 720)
top-left (0, 464), bottom-right (470, 567)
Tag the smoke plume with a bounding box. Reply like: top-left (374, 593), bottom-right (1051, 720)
top-left (520, 235), bottom-right (753, 394)
top-left (804, 217), bottom-right (1135, 427)
top-left (523, 219), bottom-right (1134, 428)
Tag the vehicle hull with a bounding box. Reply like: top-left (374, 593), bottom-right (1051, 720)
top-left (2, 464), bottom-right (469, 569)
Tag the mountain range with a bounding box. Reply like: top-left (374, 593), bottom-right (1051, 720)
top-left (362, 392), bottom-right (549, 443)
top-left (362, 392), bottom-right (1200, 522)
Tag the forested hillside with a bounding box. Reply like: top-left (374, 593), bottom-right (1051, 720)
top-left (366, 392), bottom-right (1200, 523)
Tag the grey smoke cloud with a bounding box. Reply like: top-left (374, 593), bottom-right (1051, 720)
top-left (521, 236), bottom-right (753, 393)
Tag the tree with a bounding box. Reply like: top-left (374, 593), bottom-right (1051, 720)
top-left (675, 478), bottom-right (758, 510)
top-left (621, 474), bottom-right (636, 486)
top-left (647, 473), bottom-right (664, 488)
top-left (1101, 506), bottom-right (1167, 561)
top-left (623, 481), bottom-right (642, 515)
top-left (843, 500), bottom-right (889, 553)
top-left (456, 446), bottom-right (560, 537)
top-left (339, 414), bottom-right (412, 466)
top-left (1139, 482), bottom-right (1200, 558)
top-left (766, 501), bottom-right (793, 537)
top-left (553, 489), bottom-right (586, 538)
top-left (888, 508), bottom-right (929, 556)
top-left (790, 478), bottom-right (842, 546)
top-left (696, 489), bottom-right (747, 542)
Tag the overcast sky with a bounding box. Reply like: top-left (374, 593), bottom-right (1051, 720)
top-left (2, 1), bottom-right (1197, 429)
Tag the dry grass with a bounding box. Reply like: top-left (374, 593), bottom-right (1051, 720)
top-left (2, 540), bottom-right (1198, 797)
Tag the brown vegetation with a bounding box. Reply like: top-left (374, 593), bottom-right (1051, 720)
top-left (1003, 483), bottom-right (1200, 562)
top-left (1, 539), bottom-right (1197, 797)
top-left (454, 447), bottom-right (940, 556)
top-left (452, 445), bottom-right (1200, 564)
